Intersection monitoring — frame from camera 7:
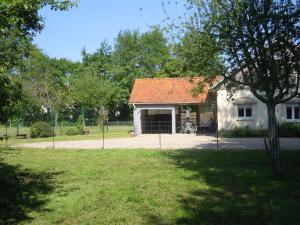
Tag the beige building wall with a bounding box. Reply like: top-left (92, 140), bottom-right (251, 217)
top-left (217, 88), bottom-right (299, 130)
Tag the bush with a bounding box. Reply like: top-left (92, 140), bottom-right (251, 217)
top-left (219, 126), bottom-right (268, 138)
top-left (65, 127), bottom-right (80, 136)
top-left (220, 123), bottom-right (300, 138)
top-left (30, 121), bottom-right (54, 138)
top-left (77, 116), bottom-right (84, 134)
top-left (279, 123), bottom-right (300, 137)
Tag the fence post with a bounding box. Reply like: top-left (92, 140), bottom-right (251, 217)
top-left (16, 110), bottom-right (19, 136)
top-left (51, 110), bottom-right (55, 149)
top-left (159, 121), bottom-right (162, 150)
top-left (5, 123), bottom-right (8, 148)
top-left (102, 121), bottom-right (105, 149)
top-left (216, 122), bottom-right (219, 150)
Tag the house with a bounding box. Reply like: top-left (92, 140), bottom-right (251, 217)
top-left (129, 77), bottom-right (218, 135)
top-left (129, 77), bottom-right (300, 135)
top-left (217, 86), bottom-right (300, 130)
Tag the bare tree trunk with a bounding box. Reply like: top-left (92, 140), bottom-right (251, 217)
top-left (81, 106), bottom-right (85, 129)
top-left (267, 104), bottom-right (282, 176)
top-left (55, 111), bottom-right (59, 127)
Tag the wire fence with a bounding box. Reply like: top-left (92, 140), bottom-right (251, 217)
top-left (1, 120), bottom-right (299, 150)
top-left (0, 120), bottom-right (134, 148)
top-left (0, 120), bottom-right (219, 149)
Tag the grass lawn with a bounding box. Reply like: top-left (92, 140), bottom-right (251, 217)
top-left (0, 148), bottom-right (300, 225)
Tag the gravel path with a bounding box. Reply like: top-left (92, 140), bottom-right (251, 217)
top-left (17, 134), bottom-right (300, 150)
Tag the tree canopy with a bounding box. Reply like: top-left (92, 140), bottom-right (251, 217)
top-left (176, 0), bottom-right (300, 174)
top-left (0, 0), bottom-right (76, 72)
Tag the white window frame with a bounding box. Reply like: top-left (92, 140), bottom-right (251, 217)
top-left (286, 105), bottom-right (300, 121)
top-left (237, 104), bottom-right (253, 120)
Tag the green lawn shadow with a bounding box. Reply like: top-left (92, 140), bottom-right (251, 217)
top-left (158, 150), bottom-right (300, 225)
top-left (0, 150), bottom-right (62, 225)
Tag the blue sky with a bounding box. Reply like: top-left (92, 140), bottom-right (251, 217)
top-left (33, 0), bottom-right (186, 62)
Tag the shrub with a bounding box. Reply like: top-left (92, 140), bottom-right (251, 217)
top-left (65, 127), bottom-right (80, 136)
top-left (279, 123), bottom-right (300, 137)
top-left (220, 123), bottom-right (300, 138)
top-left (219, 126), bottom-right (267, 138)
top-left (30, 121), bottom-right (54, 138)
top-left (231, 126), bottom-right (252, 137)
top-left (77, 116), bottom-right (84, 134)
top-left (60, 121), bottom-right (76, 127)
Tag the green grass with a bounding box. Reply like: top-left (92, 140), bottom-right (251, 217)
top-left (0, 148), bottom-right (300, 225)
top-left (0, 125), bottom-right (133, 147)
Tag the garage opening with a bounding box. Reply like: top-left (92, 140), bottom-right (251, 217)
top-left (141, 109), bottom-right (172, 134)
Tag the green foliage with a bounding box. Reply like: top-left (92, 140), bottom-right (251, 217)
top-left (220, 124), bottom-right (300, 138)
top-left (279, 123), bottom-right (300, 137)
top-left (30, 121), bottom-right (54, 138)
top-left (182, 0), bottom-right (300, 104)
top-left (0, 74), bottom-right (22, 123)
top-left (0, 0), bottom-right (76, 71)
top-left (70, 68), bottom-right (114, 115)
top-left (76, 116), bottom-right (84, 134)
top-left (0, 134), bottom-right (9, 141)
top-left (65, 127), bottom-right (80, 136)
top-left (112, 28), bottom-right (170, 88)
top-left (21, 46), bottom-right (74, 112)
top-left (219, 126), bottom-right (268, 138)
top-left (81, 41), bottom-right (112, 78)
top-left (176, 30), bottom-right (222, 78)
top-left (177, 0), bottom-right (300, 173)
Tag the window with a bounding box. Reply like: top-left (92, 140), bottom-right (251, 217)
top-left (287, 105), bottom-right (300, 120)
top-left (295, 107), bottom-right (300, 119)
top-left (246, 107), bottom-right (252, 117)
top-left (237, 105), bottom-right (252, 118)
top-left (238, 108), bottom-right (244, 117)
top-left (287, 107), bottom-right (293, 119)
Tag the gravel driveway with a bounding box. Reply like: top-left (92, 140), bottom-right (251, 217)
top-left (17, 134), bottom-right (300, 150)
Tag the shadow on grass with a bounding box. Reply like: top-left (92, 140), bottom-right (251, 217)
top-left (158, 150), bottom-right (300, 225)
top-left (0, 151), bottom-right (61, 225)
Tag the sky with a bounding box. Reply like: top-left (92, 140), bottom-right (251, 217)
top-left (33, 0), bottom-right (186, 62)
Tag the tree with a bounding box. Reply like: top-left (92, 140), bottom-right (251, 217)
top-left (0, 74), bottom-right (22, 124)
top-left (180, 0), bottom-right (300, 175)
top-left (70, 68), bottom-right (114, 127)
top-left (0, 0), bottom-right (76, 71)
top-left (81, 41), bottom-right (113, 78)
top-left (112, 28), bottom-right (170, 89)
top-left (21, 46), bottom-right (73, 125)
top-left (109, 28), bottom-right (171, 119)
top-left (176, 29), bottom-right (222, 78)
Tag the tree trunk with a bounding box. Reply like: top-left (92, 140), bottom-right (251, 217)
top-left (47, 108), bottom-right (51, 122)
top-left (81, 106), bottom-right (85, 129)
top-left (267, 104), bottom-right (282, 176)
top-left (55, 111), bottom-right (59, 127)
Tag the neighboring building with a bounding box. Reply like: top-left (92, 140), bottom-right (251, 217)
top-left (129, 77), bottom-right (300, 135)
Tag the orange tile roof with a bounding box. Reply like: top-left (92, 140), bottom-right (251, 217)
top-left (129, 77), bottom-right (211, 104)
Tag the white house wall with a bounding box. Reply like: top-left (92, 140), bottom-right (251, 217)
top-left (217, 89), bottom-right (292, 130)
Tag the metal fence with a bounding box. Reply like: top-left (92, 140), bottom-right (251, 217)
top-left (0, 120), bottom-right (219, 149)
top-left (140, 121), bottom-right (217, 134)
top-left (0, 120), bottom-right (135, 148)
top-left (1, 120), bottom-right (299, 150)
